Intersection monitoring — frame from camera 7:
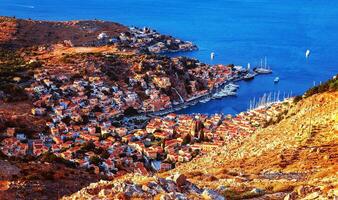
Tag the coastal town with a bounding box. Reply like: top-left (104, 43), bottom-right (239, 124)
top-left (0, 91), bottom-right (291, 177)
top-left (0, 16), bottom-right (283, 178)
top-left (0, 16), bottom-right (337, 200)
top-left (117, 26), bottom-right (197, 53)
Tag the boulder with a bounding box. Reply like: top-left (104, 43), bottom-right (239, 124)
top-left (157, 177), bottom-right (178, 192)
top-left (328, 189), bottom-right (338, 198)
top-left (201, 189), bottom-right (225, 200)
top-left (165, 180), bottom-right (179, 193)
top-left (148, 181), bottom-right (164, 193)
top-left (303, 192), bottom-right (319, 200)
top-left (250, 188), bottom-right (265, 195)
top-left (216, 185), bottom-right (229, 191)
top-left (170, 173), bottom-right (187, 187)
top-left (160, 192), bottom-right (188, 200)
top-left (283, 192), bottom-right (297, 200)
top-left (124, 184), bottom-right (144, 197)
top-left (187, 182), bottom-right (203, 195)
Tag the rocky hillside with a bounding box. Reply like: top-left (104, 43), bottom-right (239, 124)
top-left (0, 16), bottom-right (128, 49)
top-left (0, 160), bottom-right (99, 200)
top-left (64, 91), bottom-right (338, 199)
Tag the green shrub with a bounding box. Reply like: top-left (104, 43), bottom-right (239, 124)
top-left (304, 75), bottom-right (338, 98)
top-left (293, 95), bottom-right (302, 103)
top-left (89, 156), bottom-right (101, 165)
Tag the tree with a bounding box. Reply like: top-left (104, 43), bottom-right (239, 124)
top-left (89, 156), bottom-right (101, 165)
top-left (123, 107), bottom-right (139, 116)
top-left (182, 134), bottom-right (191, 145)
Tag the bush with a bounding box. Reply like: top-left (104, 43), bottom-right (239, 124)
top-left (304, 75), bottom-right (338, 98)
top-left (41, 152), bottom-right (76, 168)
top-left (41, 171), bottom-right (55, 180)
top-left (123, 107), bottom-right (139, 116)
top-left (293, 95), bottom-right (302, 103)
top-left (89, 156), bottom-right (101, 165)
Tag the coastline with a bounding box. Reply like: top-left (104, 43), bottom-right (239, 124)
top-left (124, 72), bottom-right (258, 125)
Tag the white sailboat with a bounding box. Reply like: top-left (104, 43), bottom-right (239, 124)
top-left (210, 52), bottom-right (215, 60)
top-left (305, 49), bottom-right (310, 59)
top-left (254, 57), bottom-right (272, 74)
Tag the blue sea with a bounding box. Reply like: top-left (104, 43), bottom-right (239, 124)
top-left (1, 0), bottom-right (337, 115)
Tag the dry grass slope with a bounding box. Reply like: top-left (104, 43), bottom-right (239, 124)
top-left (162, 91), bottom-right (338, 199)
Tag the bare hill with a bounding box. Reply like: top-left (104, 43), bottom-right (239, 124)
top-left (0, 16), bottom-right (128, 49)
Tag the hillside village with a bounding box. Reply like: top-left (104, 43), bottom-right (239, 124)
top-left (0, 29), bottom-right (290, 177)
top-left (0, 17), bottom-right (337, 200)
top-left (0, 85), bottom-right (291, 177)
top-left (117, 26), bottom-right (197, 53)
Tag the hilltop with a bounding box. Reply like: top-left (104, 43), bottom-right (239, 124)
top-left (64, 89), bottom-right (338, 199)
top-left (0, 16), bottom-right (128, 49)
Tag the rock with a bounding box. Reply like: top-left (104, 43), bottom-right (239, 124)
top-left (160, 194), bottom-right (170, 200)
top-left (148, 181), bottom-right (164, 193)
top-left (187, 182), bottom-right (203, 194)
top-left (250, 188), bottom-right (265, 195)
top-left (168, 192), bottom-right (188, 200)
top-left (98, 189), bottom-right (112, 197)
top-left (160, 192), bottom-right (188, 200)
top-left (0, 181), bottom-right (10, 191)
top-left (217, 185), bottom-right (230, 192)
top-left (296, 186), bottom-right (306, 196)
top-left (323, 155), bottom-right (330, 160)
top-left (284, 193), bottom-right (291, 200)
top-left (141, 184), bottom-right (157, 196)
top-left (156, 178), bottom-right (178, 193)
top-left (303, 192), bottom-right (319, 200)
top-left (169, 173), bottom-right (187, 187)
top-left (124, 184), bottom-right (144, 197)
top-left (201, 189), bottom-right (225, 200)
top-left (327, 189), bottom-right (338, 198)
top-left (284, 191), bottom-right (297, 200)
top-left (166, 180), bottom-right (179, 193)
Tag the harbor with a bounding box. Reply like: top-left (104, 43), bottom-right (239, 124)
top-left (136, 70), bottom-right (263, 118)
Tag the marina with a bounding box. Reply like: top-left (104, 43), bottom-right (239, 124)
top-left (212, 83), bottom-right (239, 99)
top-left (243, 72), bottom-right (257, 81)
top-left (141, 72), bottom-right (255, 118)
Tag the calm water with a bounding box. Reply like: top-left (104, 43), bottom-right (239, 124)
top-left (1, 0), bottom-right (337, 115)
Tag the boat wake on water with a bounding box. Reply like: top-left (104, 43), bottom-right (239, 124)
top-left (10, 4), bottom-right (35, 9)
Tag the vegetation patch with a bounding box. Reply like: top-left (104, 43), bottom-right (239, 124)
top-left (0, 49), bottom-right (42, 101)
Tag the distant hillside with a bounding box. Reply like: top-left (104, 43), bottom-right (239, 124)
top-left (64, 89), bottom-right (338, 199)
top-left (0, 16), bottom-right (128, 49)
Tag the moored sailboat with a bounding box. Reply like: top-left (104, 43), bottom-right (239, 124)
top-left (254, 57), bottom-right (272, 74)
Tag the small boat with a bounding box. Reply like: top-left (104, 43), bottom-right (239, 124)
top-left (233, 65), bottom-right (248, 73)
top-left (274, 77), bottom-right (280, 83)
top-left (305, 49), bottom-right (310, 59)
top-left (210, 52), bottom-right (215, 60)
top-left (200, 98), bottom-right (210, 103)
top-left (243, 73), bottom-right (256, 81)
top-left (228, 91), bottom-right (237, 96)
top-left (254, 57), bottom-right (272, 74)
top-left (228, 83), bottom-right (240, 89)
